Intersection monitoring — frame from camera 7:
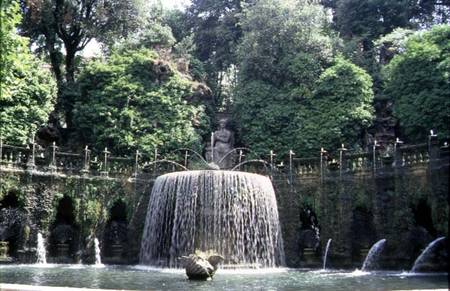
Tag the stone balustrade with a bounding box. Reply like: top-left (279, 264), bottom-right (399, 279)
top-left (0, 136), bottom-right (448, 180)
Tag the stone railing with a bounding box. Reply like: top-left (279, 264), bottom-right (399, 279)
top-left (268, 137), bottom-right (448, 179)
top-left (0, 136), bottom-right (448, 180)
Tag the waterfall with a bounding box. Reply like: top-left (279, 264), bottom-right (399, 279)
top-left (322, 239), bottom-right (332, 270)
top-left (36, 232), bottom-right (47, 264)
top-left (139, 170), bottom-right (285, 268)
top-left (411, 237), bottom-right (445, 272)
top-left (94, 238), bottom-right (102, 265)
top-left (361, 239), bottom-right (386, 271)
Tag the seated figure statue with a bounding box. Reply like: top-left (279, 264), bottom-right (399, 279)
top-left (212, 119), bottom-right (234, 169)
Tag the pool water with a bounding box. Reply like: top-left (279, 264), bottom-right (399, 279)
top-left (0, 264), bottom-right (448, 290)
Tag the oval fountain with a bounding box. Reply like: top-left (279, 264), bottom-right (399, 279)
top-left (139, 170), bottom-right (286, 268)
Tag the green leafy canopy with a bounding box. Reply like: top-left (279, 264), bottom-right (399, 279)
top-left (72, 48), bottom-right (210, 157)
top-left (384, 25), bottom-right (450, 142)
top-left (0, 0), bottom-right (56, 144)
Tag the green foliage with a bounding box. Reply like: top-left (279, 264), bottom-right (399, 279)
top-left (20, 0), bottom-right (145, 128)
top-left (0, 0), bottom-right (56, 144)
top-left (322, 0), bottom-right (447, 94)
top-left (324, 0), bottom-right (445, 40)
top-left (72, 48), bottom-right (209, 156)
top-left (186, 0), bottom-right (248, 106)
top-left (374, 28), bottom-right (416, 68)
top-left (303, 57), bottom-right (375, 153)
top-left (117, 7), bottom-right (176, 51)
top-left (237, 0), bottom-right (335, 91)
top-left (234, 0), bottom-right (340, 157)
top-left (384, 25), bottom-right (450, 142)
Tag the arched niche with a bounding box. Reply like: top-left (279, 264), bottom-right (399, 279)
top-left (351, 206), bottom-right (376, 261)
top-left (49, 196), bottom-right (79, 263)
top-left (103, 200), bottom-right (128, 263)
top-left (0, 192), bottom-right (26, 259)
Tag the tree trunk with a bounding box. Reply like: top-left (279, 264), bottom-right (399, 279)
top-left (45, 34), bottom-right (63, 86)
top-left (65, 47), bottom-right (76, 84)
top-left (62, 47), bottom-right (77, 129)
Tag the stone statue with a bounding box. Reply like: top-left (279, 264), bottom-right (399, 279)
top-left (212, 119), bottom-right (234, 169)
top-left (179, 251), bottom-right (224, 280)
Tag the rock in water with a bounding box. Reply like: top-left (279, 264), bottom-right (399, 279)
top-left (179, 253), bottom-right (224, 280)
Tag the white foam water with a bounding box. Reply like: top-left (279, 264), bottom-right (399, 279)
top-left (139, 170), bottom-right (285, 268)
top-left (36, 233), bottom-right (47, 265)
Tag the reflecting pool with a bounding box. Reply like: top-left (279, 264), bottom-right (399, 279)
top-left (0, 265), bottom-right (448, 290)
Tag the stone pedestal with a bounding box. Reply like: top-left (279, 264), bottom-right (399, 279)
top-left (17, 248), bottom-right (36, 263)
top-left (301, 248), bottom-right (320, 268)
top-left (111, 243), bottom-right (123, 259)
top-left (56, 243), bottom-right (70, 258)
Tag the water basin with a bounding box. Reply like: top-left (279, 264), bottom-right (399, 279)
top-left (0, 265), bottom-right (447, 290)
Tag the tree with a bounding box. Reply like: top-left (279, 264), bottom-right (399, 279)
top-left (384, 25), bottom-right (450, 142)
top-left (323, 0), bottom-right (446, 41)
top-left (0, 0), bottom-right (56, 144)
top-left (302, 57), bottom-right (375, 153)
top-left (71, 48), bottom-right (209, 156)
top-left (186, 0), bottom-right (249, 108)
top-left (321, 0), bottom-right (448, 85)
top-left (233, 0), bottom-right (337, 157)
top-left (20, 0), bottom-right (144, 128)
top-left (375, 28), bottom-right (416, 65)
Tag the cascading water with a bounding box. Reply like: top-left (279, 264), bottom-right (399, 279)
top-left (411, 236), bottom-right (445, 272)
top-left (361, 239), bottom-right (386, 271)
top-left (94, 238), bottom-right (102, 265)
top-left (36, 232), bottom-right (47, 264)
top-left (139, 170), bottom-right (285, 268)
top-left (322, 239), bottom-right (332, 270)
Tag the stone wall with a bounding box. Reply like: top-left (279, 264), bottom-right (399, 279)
top-left (0, 139), bottom-right (448, 269)
top-left (273, 146), bottom-right (448, 269)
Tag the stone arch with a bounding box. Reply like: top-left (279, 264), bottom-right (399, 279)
top-left (403, 198), bottom-right (436, 263)
top-left (103, 199), bottom-right (128, 263)
top-left (0, 191), bottom-right (26, 259)
top-left (0, 192), bottom-right (20, 208)
top-left (351, 206), bottom-right (376, 262)
top-left (48, 196), bottom-right (79, 263)
top-left (412, 198), bottom-right (435, 236)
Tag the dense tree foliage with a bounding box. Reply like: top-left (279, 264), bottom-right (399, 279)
top-left (384, 25), bottom-right (450, 142)
top-left (1, 0), bottom-right (447, 157)
top-left (302, 57), bottom-right (374, 153)
top-left (186, 0), bottom-right (250, 108)
top-left (20, 0), bottom-right (145, 127)
top-left (233, 0), bottom-right (337, 157)
top-left (71, 49), bottom-right (209, 156)
top-left (0, 0), bottom-right (56, 144)
top-left (323, 0), bottom-right (449, 88)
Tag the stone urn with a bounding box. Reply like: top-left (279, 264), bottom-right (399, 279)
top-left (179, 252), bottom-right (224, 280)
top-left (0, 241), bottom-right (9, 258)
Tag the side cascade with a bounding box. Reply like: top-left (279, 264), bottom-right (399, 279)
top-left (94, 238), bottom-right (103, 266)
top-left (323, 238), bottom-right (332, 270)
top-left (36, 232), bottom-right (47, 264)
top-left (139, 170), bottom-right (285, 268)
top-left (361, 239), bottom-right (386, 271)
top-left (411, 237), bottom-right (445, 272)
